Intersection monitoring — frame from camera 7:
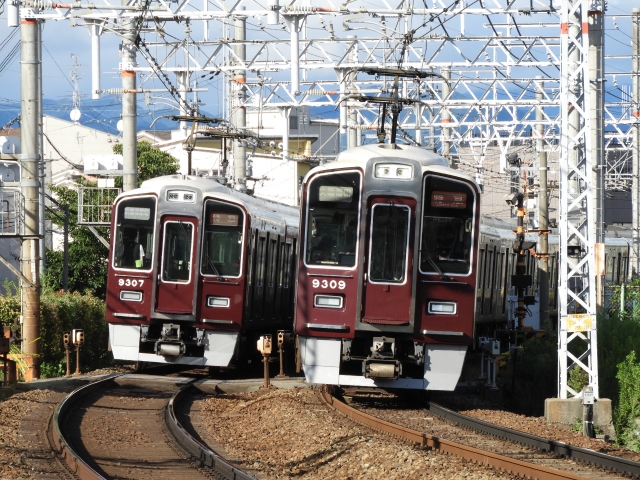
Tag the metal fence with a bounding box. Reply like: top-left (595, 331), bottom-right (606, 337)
top-left (77, 187), bottom-right (120, 226)
top-left (604, 285), bottom-right (640, 320)
top-left (0, 188), bottom-right (23, 236)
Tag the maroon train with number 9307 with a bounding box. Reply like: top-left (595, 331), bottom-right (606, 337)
top-left (293, 143), bottom-right (482, 391)
top-left (105, 175), bottom-right (299, 368)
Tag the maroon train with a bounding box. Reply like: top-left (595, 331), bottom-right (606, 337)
top-left (105, 175), bottom-right (299, 367)
top-left (293, 144), bottom-right (481, 390)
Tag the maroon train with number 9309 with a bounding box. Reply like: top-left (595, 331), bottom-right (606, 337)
top-left (293, 143), bottom-right (482, 391)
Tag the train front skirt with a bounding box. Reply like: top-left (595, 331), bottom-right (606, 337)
top-left (109, 324), bottom-right (238, 366)
top-left (299, 337), bottom-right (467, 391)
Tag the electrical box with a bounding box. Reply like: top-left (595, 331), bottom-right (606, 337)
top-left (72, 329), bottom-right (85, 345)
top-left (0, 337), bottom-right (9, 354)
top-left (257, 335), bottom-right (272, 355)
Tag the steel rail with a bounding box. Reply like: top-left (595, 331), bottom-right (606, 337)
top-left (166, 384), bottom-right (257, 480)
top-left (50, 374), bottom-right (121, 480)
top-left (428, 402), bottom-right (640, 478)
top-left (319, 387), bottom-right (585, 480)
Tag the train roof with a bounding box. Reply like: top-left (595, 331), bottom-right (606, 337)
top-left (118, 175), bottom-right (299, 226)
top-left (309, 144), bottom-right (448, 174)
top-left (305, 143), bottom-right (478, 186)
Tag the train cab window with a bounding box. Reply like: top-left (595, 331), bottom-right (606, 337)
top-left (305, 171), bottom-right (361, 267)
top-left (201, 201), bottom-right (244, 277)
top-left (113, 197), bottom-right (156, 270)
top-left (420, 176), bottom-right (475, 275)
top-left (161, 221), bottom-right (194, 283)
top-left (368, 204), bottom-right (410, 283)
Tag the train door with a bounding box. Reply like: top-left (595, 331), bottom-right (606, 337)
top-left (156, 216), bottom-right (198, 314)
top-left (361, 197), bottom-right (415, 325)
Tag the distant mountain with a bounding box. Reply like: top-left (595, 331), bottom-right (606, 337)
top-left (0, 97), bottom-right (208, 134)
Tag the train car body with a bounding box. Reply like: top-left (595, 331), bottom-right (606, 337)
top-left (294, 144), bottom-right (482, 391)
top-left (106, 175), bottom-right (299, 367)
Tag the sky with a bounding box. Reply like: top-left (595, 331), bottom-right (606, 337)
top-left (0, 0), bottom-right (636, 134)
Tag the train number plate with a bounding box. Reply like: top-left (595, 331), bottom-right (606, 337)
top-left (311, 279), bottom-right (346, 290)
top-left (118, 278), bottom-right (145, 288)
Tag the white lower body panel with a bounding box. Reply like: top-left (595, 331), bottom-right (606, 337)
top-left (109, 324), bottom-right (238, 367)
top-left (299, 336), bottom-right (467, 391)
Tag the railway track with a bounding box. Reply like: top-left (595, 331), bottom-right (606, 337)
top-left (320, 387), bottom-right (637, 480)
top-left (47, 374), bottom-right (255, 480)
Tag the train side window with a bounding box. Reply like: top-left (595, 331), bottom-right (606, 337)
top-left (113, 196), bottom-right (156, 270)
top-left (161, 221), bottom-right (193, 283)
top-left (305, 171), bottom-right (361, 268)
top-left (267, 237), bottom-right (278, 288)
top-left (256, 235), bottom-right (266, 287)
top-left (420, 175), bottom-right (475, 276)
top-left (201, 201), bottom-right (244, 277)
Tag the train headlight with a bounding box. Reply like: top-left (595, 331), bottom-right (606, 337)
top-left (375, 163), bottom-right (413, 180)
top-left (428, 301), bottom-right (457, 315)
top-left (120, 291), bottom-right (142, 302)
top-left (207, 296), bottom-right (230, 308)
top-left (314, 294), bottom-right (344, 309)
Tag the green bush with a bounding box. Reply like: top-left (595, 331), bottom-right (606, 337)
top-left (40, 290), bottom-right (109, 372)
top-left (614, 352), bottom-right (640, 451)
top-left (598, 309), bottom-right (640, 403)
top-left (0, 288), bottom-right (111, 375)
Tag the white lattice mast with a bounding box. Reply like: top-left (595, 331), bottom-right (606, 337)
top-left (558, 0), bottom-right (600, 399)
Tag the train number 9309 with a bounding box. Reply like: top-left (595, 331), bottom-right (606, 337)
top-left (118, 278), bottom-right (145, 288)
top-left (312, 279), bottom-right (346, 290)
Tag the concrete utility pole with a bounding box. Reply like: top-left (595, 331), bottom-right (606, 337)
top-left (632, 9), bottom-right (640, 279)
top-left (121, 1), bottom-right (137, 192)
top-left (441, 68), bottom-right (452, 165)
top-left (589, 6), bottom-right (605, 310)
top-left (347, 36), bottom-right (358, 150)
top-left (536, 79), bottom-right (550, 330)
top-left (232, 9), bottom-right (247, 192)
top-left (21, 11), bottom-right (41, 379)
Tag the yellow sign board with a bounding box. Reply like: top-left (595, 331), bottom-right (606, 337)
top-left (565, 314), bottom-right (593, 332)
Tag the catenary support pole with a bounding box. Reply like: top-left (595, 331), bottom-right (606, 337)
top-left (21, 13), bottom-right (41, 379)
top-left (632, 9), bottom-right (640, 279)
top-left (536, 79), bottom-right (550, 330)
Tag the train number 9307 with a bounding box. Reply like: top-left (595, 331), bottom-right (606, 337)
top-left (312, 279), bottom-right (346, 290)
top-left (118, 279), bottom-right (145, 288)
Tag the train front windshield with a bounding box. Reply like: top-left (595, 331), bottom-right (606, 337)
top-left (201, 201), bottom-right (244, 277)
top-left (305, 172), bottom-right (361, 267)
top-left (113, 197), bottom-right (156, 270)
top-left (421, 176), bottom-right (475, 275)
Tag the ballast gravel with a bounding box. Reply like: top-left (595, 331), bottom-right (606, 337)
top-left (0, 389), bottom-right (54, 479)
top-left (200, 387), bottom-right (518, 480)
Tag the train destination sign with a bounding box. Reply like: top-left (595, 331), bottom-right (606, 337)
top-left (210, 213), bottom-right (239, 226)
top-left (319, 186), bottom-right (354, 202)
top-left (124, 207), bottom-right (151, 221)
top-left (431, 191), bottom-right (467, 209)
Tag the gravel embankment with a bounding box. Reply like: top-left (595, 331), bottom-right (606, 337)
top-left (199, 387), bottom-right (519, 479)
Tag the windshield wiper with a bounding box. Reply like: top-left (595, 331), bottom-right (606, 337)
top-left (205, 254), bottom-right (223, 280)
top-left (424, 254), bottom-right (452, 282)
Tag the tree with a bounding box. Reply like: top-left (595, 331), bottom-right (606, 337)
top-left (43, 141), bottom-right (179, 298)
top-left (112, 140), bottom-right (180, 186)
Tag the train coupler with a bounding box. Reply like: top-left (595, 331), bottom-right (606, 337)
top-left (363, 359), bottom-right (402, 379)
top-left (156, 323), bottom-right (185, 357)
